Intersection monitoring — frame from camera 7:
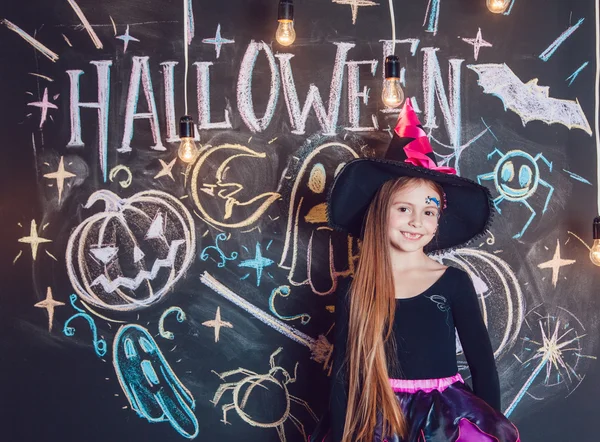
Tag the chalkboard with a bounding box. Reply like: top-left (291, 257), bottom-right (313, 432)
top-left (1, 0), bottom-right (599, 441)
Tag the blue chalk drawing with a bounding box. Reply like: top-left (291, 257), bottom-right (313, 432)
top-left (201, 24), bottom-right (234, 59)
top-left (269, 285), bottom-right (311, 325)
top-left (238, 242), bottom-right (274, 287)
top-left (563, 169), bottom-right (592, 185)
top-left (159, 306), bottom-right (187, 340)
top-left (480, 118), bottom-right (498, 141)
top-left (113, 324), bottom-right (199, 439)
top-left (424, 0), bottom-right (441, 35)
top-left (565, 62), bottom-right (589, 86)
top-left (504, 308), bottom-right (591, 417)
top-left (477, 148), bottom-right (554, 239)
top-left (200, 233), bottom-right (238, 268)
top-left (63, 294), bottom-right (107, 357)
top-left (539, 18), bottom-right (584, 62)
top-left (504, 0), bottom-right (517, 15)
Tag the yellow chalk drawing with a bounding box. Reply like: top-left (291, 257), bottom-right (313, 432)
top-left (34, 287), bottom-right (65, 332)
top-left (43, 156), bottom-right (76, 203)
top-left (18, 219), bottom-right (52, 260)
top-left (202, 306), bottom-right (233, 342)
top-left (486, 230), bottom-right (496, 245)
top-left (190, 144), bottom-right (280, 228)
top-left (537, 239), bottom-right (576, 288)
top-left (307, 163), bottom-right (326, 194)
top-left (211, 347), bottom-right (317, 442)
top-left (80, 300), bottom-right (126, 323)
top-left (304, 202), bottom-right (328, 224)
top-left (13, 250), bottom-right (23, 265)
top-left (154, 158), bottom-right (177, 181)
top-left (108, 165), bottom-right (133, 188)
top-left (567, 231), bottom-right (591, 251)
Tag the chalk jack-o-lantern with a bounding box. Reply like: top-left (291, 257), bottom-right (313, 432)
top-left (66, 190), bottom-right (196, 312)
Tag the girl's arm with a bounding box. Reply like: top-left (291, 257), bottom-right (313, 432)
top-left (452, 270), bottom-right (501, 411)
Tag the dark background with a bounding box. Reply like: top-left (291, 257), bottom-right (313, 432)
top-left (1, 0), bottom-right (599, 441)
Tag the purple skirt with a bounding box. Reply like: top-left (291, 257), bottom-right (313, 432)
top-left (311, 374), bottom-right (520, 442)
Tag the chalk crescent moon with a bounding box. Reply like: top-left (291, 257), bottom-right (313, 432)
top-left (190, 143), bottom-right (280, 228)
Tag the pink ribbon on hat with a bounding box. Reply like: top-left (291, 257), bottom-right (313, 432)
top-left (394, 99), bottom-right (457, 175)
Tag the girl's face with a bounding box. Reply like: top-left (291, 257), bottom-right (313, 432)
top-left (387, 181), bottom-right (442, 253)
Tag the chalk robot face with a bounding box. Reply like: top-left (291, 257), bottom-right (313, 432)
top-left (113, 324), bottom-right (198, 439)
top-left (66, 190), bottom-right (195, 312)
top-left (494, 151), bottom-right (539, 200)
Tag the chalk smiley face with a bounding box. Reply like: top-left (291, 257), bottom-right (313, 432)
top-left (494, 151), bottom-right (539, 201)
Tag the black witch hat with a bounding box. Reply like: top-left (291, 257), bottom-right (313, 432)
top-left (327, 99), bottom-right (494, 252)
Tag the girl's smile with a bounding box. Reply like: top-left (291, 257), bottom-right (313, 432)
top-left (388, 182), bottom-right (442, 252)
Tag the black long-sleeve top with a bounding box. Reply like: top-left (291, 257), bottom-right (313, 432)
top-left (329, 266), bottom-right (500, 442)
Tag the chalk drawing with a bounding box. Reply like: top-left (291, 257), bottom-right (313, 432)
top-left (43, 156), bottom-right (76, 203)
top-left (468, 63), bottom-right (592, 135)
top-left (477, 148), bottom-right (554, 239)
top-left (63, 294), bottom-right (107, 357)
top-left (113, 324), bottom-right (199, 438)
top-left (66, 190), bottom-right (195, 312)
top-left (211, 347), bottom-right (317, 441)
top-left (202, 306), bottom-right (233, 342)
top-left (34, 287), bottom-right (65, 332)
top-left (536, 239), bottom-right (576, 288)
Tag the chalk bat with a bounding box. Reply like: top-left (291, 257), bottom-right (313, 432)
top-left (468, 63), bottom-right (592, 135)
top-left (113, 324), bottom-right (199, 439)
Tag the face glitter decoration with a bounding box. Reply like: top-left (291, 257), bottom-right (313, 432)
top-left (426, 196), bottom-right (441, 208)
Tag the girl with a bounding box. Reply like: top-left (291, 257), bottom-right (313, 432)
top-left (311, 100), bottom-right (520, 442)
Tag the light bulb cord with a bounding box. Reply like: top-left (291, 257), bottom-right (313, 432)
top-left (389, 0), bottom-right (396, 54)
top-left (596, 0), bottom-right (600, 215)
top-left (183, 0), bottom-right (189, 116)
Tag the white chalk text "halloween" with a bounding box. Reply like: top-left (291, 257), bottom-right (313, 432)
top-left (67, 41), bottom-right (462, 181)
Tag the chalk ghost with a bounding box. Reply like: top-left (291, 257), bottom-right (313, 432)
top-left (279, 142), bottom-right (360, 295)
top-left (113, 324), bottom-right (199, 439)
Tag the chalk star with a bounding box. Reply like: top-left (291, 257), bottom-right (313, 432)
top-left (34, 287), bottom-right (65, 332)
top-left (154, 158), bottom-right (176, 181)
top-left (238, 242), bottom-right (274, 286)
top-left (18, 219), bottom-right (52, 260)
top-left (27, 87), bottom-right (58, 128)
top-left (537, 239), bottom-right (576, 288)
top-left (116, 25), bottom-right (140, 53)
top-left (202, 307), bottom-right (233, 342)
top-left (332, 0), bottom-right (379, 25)
top-left (202, 24), bottom-right (234, 59)
top-left (461, 28), bottom-right (493, 61)
top-left (43, 156), bottom-right (76, 203)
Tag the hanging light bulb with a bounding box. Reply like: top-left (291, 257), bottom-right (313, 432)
top-left (382, 55), bottom-right (404, 109)
top-left (486, 0), bottom-right (510, 14)
top-left (590, 217), bottom-right (600, 266)
top-left (276, 0), bottom-right (296, 46)
top-left (178, 115), bottom-right (199, 163)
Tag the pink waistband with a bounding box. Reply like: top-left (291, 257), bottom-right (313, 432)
top-left (389, 373), bottom-right (464, 393)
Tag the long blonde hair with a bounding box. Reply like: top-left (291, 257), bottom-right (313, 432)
top-left (342, 176), bottom-right (445, 442)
